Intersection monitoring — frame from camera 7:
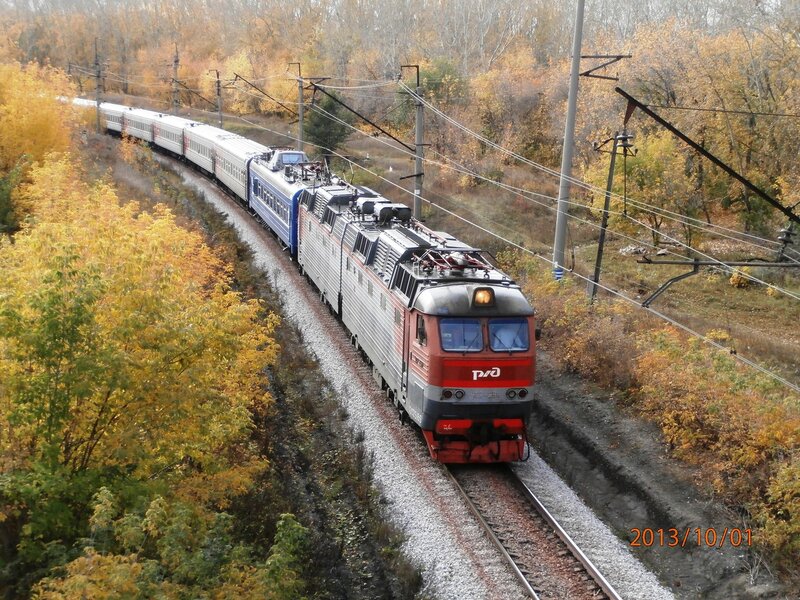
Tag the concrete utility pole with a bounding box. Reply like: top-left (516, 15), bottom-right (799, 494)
top-left (290, 62), bottom-right (303, 151)
top-left (171, 43), bottom-right (180, 115)
top-left (552, 0), bottom-right (586, 280)
top-left (94, 38), bottom-right (102, 133)
top-left (402, 65), bottom-right (424, 220)
top-left (213, 69), bottom-right (222, 127)
top-left (413, 74), bottom-right (424, 220)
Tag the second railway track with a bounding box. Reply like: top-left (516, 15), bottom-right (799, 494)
top-left (447, 462), bottom-right (622, 600)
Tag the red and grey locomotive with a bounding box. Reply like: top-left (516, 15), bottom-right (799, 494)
top-left (94, 101), bottom-right (537, 463)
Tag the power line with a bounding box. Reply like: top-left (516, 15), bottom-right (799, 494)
top-left (303, 97), bottom-right (800, 299)
top-left (403, 82), bottom-right (800, 270)
top-left (229, 113), bottom-right (800, 394)
top-left (83, 65), bottom-right (800, 289)
top-left (400, 81), bottom-right (796, 254)
top-left (646, 104), bottom-right (800, 119)
top-left (315, 80), bottom-right (397, 90)
top-left (232, 72), bottom-right (298, 116)
top-left (618, 87), bottom-right (799, 227)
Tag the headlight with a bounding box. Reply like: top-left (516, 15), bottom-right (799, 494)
top-left (473, 287), bottom-right (495, 306)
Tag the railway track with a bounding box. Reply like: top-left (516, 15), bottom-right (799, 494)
top-left (447, 462), bottom-right (622, 600)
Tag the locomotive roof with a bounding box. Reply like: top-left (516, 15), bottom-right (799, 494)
top-left (413, 283), bottom-right (534, 317)
top-left (302, 178), bottom-right (522, 307)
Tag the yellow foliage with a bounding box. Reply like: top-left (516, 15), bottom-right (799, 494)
top-left (756, 455), bottom-right (800, 568)
top-left (174, 458), bottom-right (268, 510)
top-left (117, 133), bottom-right (141, 165)
top-left (33, 549), bottom-right (143, 600)
top-left (0, 155), bottom-right (279, 478)
top-left (705, 329), bottom-right (731, 343)
top-left (471, 70), bottom-right (504, 118)
top-left (729, 267), bottom-right (751, 288)
top-left (634, 327), bottom-right (800, 500)
top-left (0, 62), bottom-right (78, 173)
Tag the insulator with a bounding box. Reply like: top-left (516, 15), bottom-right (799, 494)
top-left (778, 228), bottom-right (794, 244)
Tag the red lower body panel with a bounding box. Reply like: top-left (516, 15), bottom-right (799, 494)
top-left (422, 418), bottom-right (527, 463)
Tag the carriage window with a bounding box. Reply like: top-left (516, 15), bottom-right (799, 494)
top-left (439, 318), bottom-right (482, 352)
top-left (489, 318), bottom-right (529, 352)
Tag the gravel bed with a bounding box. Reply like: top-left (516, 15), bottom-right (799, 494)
top-left (512, 456), bottom-right (674, 600)
top-left (169, 158), bottom-right (674, 600)
top-left (452, 466), bottom-right (610, 599)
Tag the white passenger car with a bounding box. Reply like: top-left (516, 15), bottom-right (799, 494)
top-left (213, 136), bottom-right (269, 202)
top-left (183, 123), bottom-right (231, 174)
top-left (122, 107), bottom-right (161, 143)
top-left (153, 115), bottom-right (195, 155)
top-left (99, 103), bottom-right (128, 133)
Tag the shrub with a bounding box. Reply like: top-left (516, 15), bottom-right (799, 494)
top-left (729, 266), bottom-right (752, 288)
top-left (756, 456), bottom-right (800, 573)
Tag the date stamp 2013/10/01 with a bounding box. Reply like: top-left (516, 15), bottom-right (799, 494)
top-left (630, 527), bottom-right (752, 549)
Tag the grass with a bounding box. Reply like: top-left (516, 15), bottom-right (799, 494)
top-left (571, 238), bottom-right (800, 372)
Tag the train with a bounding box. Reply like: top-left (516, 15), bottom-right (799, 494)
top-left (91, 101), bottom-right (538, 463)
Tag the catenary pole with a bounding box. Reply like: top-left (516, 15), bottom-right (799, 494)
top-left (94, 38), bottom-right (102, 133)
top-left (415, 72), bottom-right (424, 220)
top-left (298, 76), bottom-right (304, 152)
top-left (290, 63), bottom-right (303, 151)
top-left (171, 43), bottom-right (179, 114)
top-left (552, 0), bottom-right (585, 280)
top-left (214, 69), bottom-right (222, 127)
top-left (589, 132), bottom-right (622, 302)
top-left (402, 65), bottom-right (424, 220)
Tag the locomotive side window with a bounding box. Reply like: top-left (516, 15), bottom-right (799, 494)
top-left (439, 318), bottom-right (482, 352)
top-left (416, 315), bottom-right (427, 346)
top-left (489, 318), bottom-right (529, 352)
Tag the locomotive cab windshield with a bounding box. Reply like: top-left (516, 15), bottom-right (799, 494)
top-left (268, 150), bottom-right (309, 171)
top-left (439, 317), bottom-right (530, 353)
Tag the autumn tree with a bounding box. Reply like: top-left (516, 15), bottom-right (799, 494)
top-left (305, 90), bottom-right (353, 156)
top-left (0, 155), bottom-right (279, 592)
top-left (0, 63), bottom-right (78, 173)
top-left (32, 492), bottom-right (310, 600)
top-left (0, 62), bottom-right (83, 235)
top-left (582, 129), bottom-right (698, 249)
